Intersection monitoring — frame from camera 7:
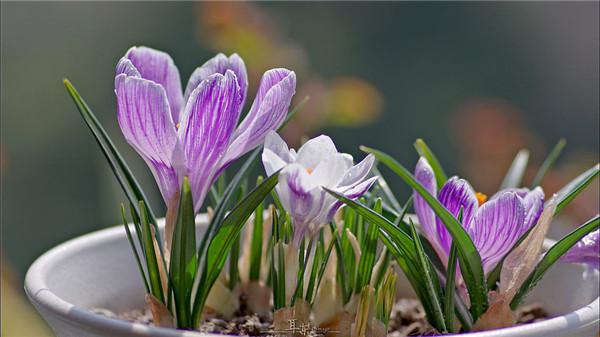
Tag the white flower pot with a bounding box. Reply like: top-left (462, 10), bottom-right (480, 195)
top-left (25, 216), bottom-right (599, 337)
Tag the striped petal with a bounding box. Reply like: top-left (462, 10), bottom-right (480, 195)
top-left (184, 53), bottom-right (248, 107)
top-left (178, 70), bottom-right (243, 211)
top-left (413, 158), bottom-right (441, 256)
top-left (521, 187), bottom-right (545, 233)
top-left (115, 74), bottom-right (182, 203)
top-left (278, 163), bottom-right (324, 241)
top-left (123, 47), bottom-right (183, 123)
top-left (221, 69), bottom-right (296, 169)
top-left (337, 154), bottom-right (375, 189)
top-left (469, 192), bottom-right (526, 273)
top-left (435, 177), bottom-right (479, 256)
top-left (561, 229), bottom-right (599, 270)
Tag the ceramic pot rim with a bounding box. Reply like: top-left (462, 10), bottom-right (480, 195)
top-left (25, 216), bottom-right (599, 337)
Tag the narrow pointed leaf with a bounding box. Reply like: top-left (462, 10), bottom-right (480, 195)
top-left (554, 164), bottom-right (599, 215)
top-left (409, 220), bottom-right (447, 332)
top-left (354, 199), bottom-right (382, 293)
top-left (168, 177), bottom-right (196, 328)
top-left (500, 149), bottom-right (529, 189)
top-left (121, 204), bottom-right (150, 293)
top-left (444, 244), bottom-right (458, 332)
top-left (531, 139), bottom-right (566, 188)
top-left (139, 201), bottom-right (165, 303)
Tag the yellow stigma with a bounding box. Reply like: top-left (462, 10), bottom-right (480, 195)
top-left (475, 192), bottom-right (488, 206)
top-left (176, 122), bottom-right (180, 130)
top-left (306, 167), bottom-right (314, 174)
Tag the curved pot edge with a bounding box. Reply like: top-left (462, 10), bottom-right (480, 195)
top-left (24, 219), bottom-right (599, 337)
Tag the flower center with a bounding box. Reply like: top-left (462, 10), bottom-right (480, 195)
top-left (475, 192), bottom-right (488, 206)
top-left (306, 167), bottom-right (314, 174)
top-left (176, 122), bottom-right (180, 130)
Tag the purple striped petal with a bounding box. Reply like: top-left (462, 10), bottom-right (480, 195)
top-left (337, 154), bottom-right (375, 189)
top-left (221, 69), bottom-right (296, 169)
top-left (435, 177), bottom-right (479, 256)
top-left (123, 47), bottom-right (184, 123)
top-left (178, 70), bottom-right (243, 211)
top-left (278, 164), bottom-right (324, 240)
top-left (561, 229), bottom-right (599, 270)
top-left (115, 74), bottom-right (182, 203)
top-left (469, 192), bottom-right (526, 273)
top-left (184, 53), bottom-right (248, 107)
top-left (521, 187), bottom-right (545, 233)
top-left (320, 176), bottom-right (378, 226)
top-left (413, 158), bottom-right (441, 256)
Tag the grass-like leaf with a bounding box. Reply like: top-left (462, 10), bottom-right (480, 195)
top-left (409, 220), bottom-right (447, 332)
top-left (531, 139), bottom-right (566, 188)
top-left (354, 199), bottom-right (382, 293)
top-left (510, 215), bottom-right (599, 309)
top-left (500, 149), bottom-right (529, 189)
top-left (191, 171), bottom-right (279, 326)
top-left (168, 177), bottom-right (197, 328)
top-left (249, 176), bottom-right (265, 282)
top-left (360, 146), bottom-right (488, 319)
top-left (372, 166), bottom-right (403, 212)
top-left (444, 243), bottom-right (459, 332)
top-left (308, 234), bottom-right (336, 305)
top-left (121, 204), bottom-right (149, 293)
top-left (64, 79), bottom-right (161, 244)
top-left (554, 164), bottom-right (599, 215)
top-left (415, 138), bottom-right (448, 189)
top-left (139, 201), bottom-right (165, 303)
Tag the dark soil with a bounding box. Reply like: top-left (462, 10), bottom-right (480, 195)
top-left (92, 299), bottom-right (548, 336)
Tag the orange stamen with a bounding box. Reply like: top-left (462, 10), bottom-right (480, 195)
top-left (475, 192), bottom-right (488, 206)
top-left (306, 167), bottom-right (314, 174)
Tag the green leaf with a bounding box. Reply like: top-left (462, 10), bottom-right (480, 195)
top-left (354, 199), bottom-right (383, 293)
top-left (409, 220), bottom-right (447, 332)
top-left (329, 222), bottom-right (351, 303)
top-left (360, 146), bottom-right (488, 319)
top-left (168, 177), bottom-right (197, 328)
top-left (415, 138), bottom-right (448, 189)
top-left (63, 79), bottom-right (162, 245)
top-left (191, 171), bottom-right (279, 326)
top-left (372, 166), bottom-right (403, 212)
top-left (139, 201), bottom-right (165, 303)
top-left (308, 234), bottom-right (336, 304)
top-left (121, 204), bottom-right (149, 294)
top-left (500, 149), bottom-right (529, 189)
top-left (196, 149), bottom-right (260, 266)
top-left (531, 139), bottom-right (566, 188)
top-left (510, 215), bottom-right (599, 309)
top-left (249, 176), bottom-right (265, 281)
top-left (443, 244), bottom-right (458, 332)
top-left (554, 164), bottom-right (599, 215)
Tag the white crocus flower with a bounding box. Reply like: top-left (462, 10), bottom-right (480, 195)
top-left (262, 131), bottom-right (377, 244)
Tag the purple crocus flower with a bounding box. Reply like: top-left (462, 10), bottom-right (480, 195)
top-left (561, 229), bottom-right (599, 270)
top-left (413, 157), bottom-right (545, 274)
top-left (115, 46), bottom-right (296, 212)
top-left (262, 131), bottom-right (377, 244)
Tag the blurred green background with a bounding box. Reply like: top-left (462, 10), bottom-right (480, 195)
top-left (1, 2), bottom-right (598, 336)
